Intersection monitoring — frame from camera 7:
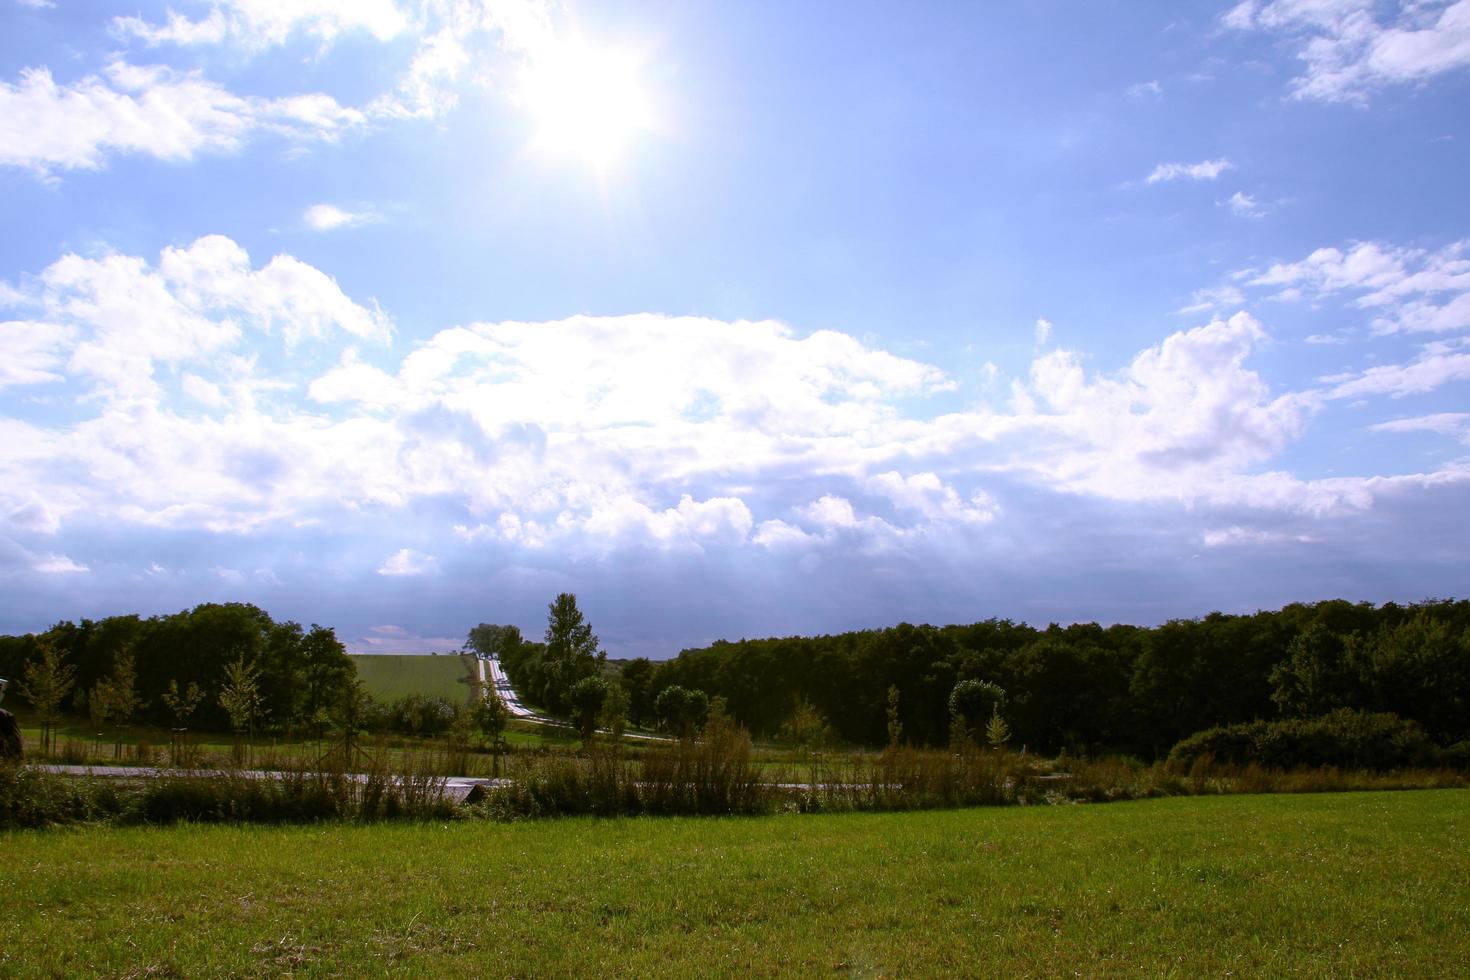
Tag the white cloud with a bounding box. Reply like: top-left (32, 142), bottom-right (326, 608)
top-left (866, 471), bottom-right (995, 526)
top-left (378, 548), bottom-right (438, 576)
top-left (1146, 158), bottom-right (1233, 183)
top-left (6, 235), bottom-right (391, 404)
top-left (33, 553), bottom-right (88, 574)
top-left (304, 203), bottom-right (381, 231)
top-left (1328, 350), bottom-right (1470, 398)
top-left (112, 1), bottom-right (409, 50)
top-left (5, 233), bottom-right (1465, 560)
top-left (1370, 412), bottom-right (1470, 442)
top-left (1202, 526), bottom-right (1314, 547)
top-left (1126, 80), bottom-right (1164, 99)
top-left (1034, 316), bottom-right (1053, 345)
top-left (0, 320), bottom-right (73, 388)
top-left (0, 61), bottom-right (363, 177)
top-left (1227, 191), bottom-right (1266, 217)
top-left (1178, 284), bottom-right (1246, 314)
top-left (1224, 0), bottom-right (1470, 102)
top-left (1248, 239), bottom-right (1470, 334)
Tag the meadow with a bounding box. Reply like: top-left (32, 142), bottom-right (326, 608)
top-left (347, 653), bottom-right (478, 704)
top-left (2, 790), bottom-right (1465, 976)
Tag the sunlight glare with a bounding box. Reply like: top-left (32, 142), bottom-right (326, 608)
top-left (518, 38), bottom-right (656, 172)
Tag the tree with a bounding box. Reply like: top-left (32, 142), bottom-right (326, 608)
top-left (103, 649), bottom-right (141, 759)
top-left (16, 639), bottom-right (76, 755)
top-left (218, 653), bottom-right (264, 765)
top-left (542, 594), bottom-right (604, 714)
top-left (161, 679), bottom-right (205, 767)
top-left (948, 679), bottom-right (1005, 749)
top-left (778, 698), bottom-right (833, 751)
top-left (474, 688), bottom-right (510, 773)
top-left (985, 707), bottom-right (1011, 750)
top-left (600, 681), bottom-right (629, 743)
top-left (568, 675), bottom-right (609, 743)
top-left (619, 657), bottom-right (656, 728)
top-left (654, 685), bottom-right (709, 738)
top-left (885, 685), bottom-right (903, 749)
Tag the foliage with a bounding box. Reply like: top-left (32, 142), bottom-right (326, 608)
top-left (639, 599), bottom-right (1470, 756)
top-left (653, 685), bottom-right (708, 737)
top-left (14, 639), bottom-right (76, 754)
top-left (777, 698), bottom-right (833, 750)
top-left (160, 679), bottom-right (205, 727)
top-left (218, 655), bottom-right (264, 737)
top-left (567, 675), bottom-right (609, 743)
top-left (1167, 710), bottom-right (1450, 772)
top-left (0, 604), bottom-right (356, 736)
top-left (985, 707), bottom-right (1011, 750)
top-left (473, 689), bottom-right (510, 748)
top-left (948, 679), bottom-right (1006, 746)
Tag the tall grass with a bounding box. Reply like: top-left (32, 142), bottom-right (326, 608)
top-left (1, 741), bottom-right (457, 830)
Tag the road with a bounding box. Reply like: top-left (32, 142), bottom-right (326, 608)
top-left (39, 764), bottom-right (508, 801)
top-left (476, 651), bottom-right (671, 742)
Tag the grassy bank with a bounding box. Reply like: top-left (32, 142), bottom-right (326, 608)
top-left (2, 790), bottom-right (1466, 976)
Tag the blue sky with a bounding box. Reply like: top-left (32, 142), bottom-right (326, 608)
top-left (2, 0), bottom-right (1468, 656)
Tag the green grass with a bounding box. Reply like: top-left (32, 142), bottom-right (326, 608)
top-left (2, 790), bottom-right (1466, 976)
top-left (350, 653), bottom-right (477, 704)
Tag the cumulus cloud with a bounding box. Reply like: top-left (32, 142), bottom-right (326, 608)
top-left (1146, 158), bottom-right (1232, 183)
top-left (1034, 317), bottom-right (1053, 345)
top-left (3, 233), bottom-right (1465, 586)
top-left (0, 235), bottom-right (390, 405)
top-left (1224, 0), bottom-right (1470, 102)
top-left (0, 61), bottom-right (363, 177)
top-left (378, 548), bottom-right (438, 576)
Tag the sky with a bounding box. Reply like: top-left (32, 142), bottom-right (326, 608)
top-left (1, 0), bottom-right (1468, 657)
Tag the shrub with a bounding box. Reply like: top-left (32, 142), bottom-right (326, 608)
top-left (1167, 709), bottom-right (1444, 772)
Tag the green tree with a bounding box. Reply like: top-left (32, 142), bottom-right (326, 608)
top-left (218, 654), bottom-right (264, 765)
top-left (618, 657), bottom-right (656, 728)
top-left (161, 678), bottom-right (205, 767)
top-left (985, 706), bottom-right (1011, 750)
top-left (778, 698), bottom-right (833, 752)
top-left (103, 649), bottom-right (141, 759)
top-left (600, 681), bottom-right (629, 742)
top-left (948, 679), bottom-right (1005, 749)
top-left (568, 675), bottom-right (609, 743)
top-left (473, 688), bottom-right (510, 774)
top-left (16, 639), bottom-right (76, 755)
top-left (885, 685), bottom-right (903, 749)
top-left (654, 685), bottom-right (709, 738)
top-left (542, 594), bottom-right (604, 714)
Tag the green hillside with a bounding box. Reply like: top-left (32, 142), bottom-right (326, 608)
top-left (349, 653), bottom-right (477, 704)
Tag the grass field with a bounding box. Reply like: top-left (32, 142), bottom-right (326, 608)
top-left (2, 790), bottom-right (1465, 976)
top-left (350, 653), bottom-right (477, 704)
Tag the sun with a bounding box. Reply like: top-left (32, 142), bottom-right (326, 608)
top-left (517, 37), bottom-right (656, 172)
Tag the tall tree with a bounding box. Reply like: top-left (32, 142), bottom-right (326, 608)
top-left (16, 639), bottom-right (76, 754)
top-left (542, 593), bottom-right (604, 714)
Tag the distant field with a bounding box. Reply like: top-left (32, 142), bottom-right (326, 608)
top-left (349, 653), bottom-right (477, 704)
top-left (2, 791), bottom-right (1466, 975)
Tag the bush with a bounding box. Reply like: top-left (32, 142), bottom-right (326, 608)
top-left (1167, 710), bottom-right (1445, 772)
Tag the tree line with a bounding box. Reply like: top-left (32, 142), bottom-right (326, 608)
top-left (0, 603), bottom-right (357, 744)
top-left (476, 598), bottom-right (1470, 758)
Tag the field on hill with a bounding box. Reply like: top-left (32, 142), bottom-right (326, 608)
top-left (349, 653), bottom-right (477, 704)
top-left (2, 790), bottom-right (1465, 976)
